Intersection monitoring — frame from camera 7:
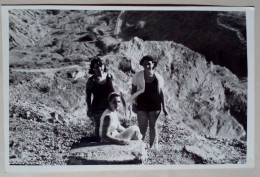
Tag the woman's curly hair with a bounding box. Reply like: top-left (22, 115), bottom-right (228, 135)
top-left (139, 55), bottom-right (158, 69)
top-left (89, 57), bottom-right (107, 75)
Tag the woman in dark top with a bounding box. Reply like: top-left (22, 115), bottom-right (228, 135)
top-left (136, 78), bottom-right (162, 111)
top-left (129, 55), bottom-right (168, 148)
top-left (86, 57), bottom-right (114, 138)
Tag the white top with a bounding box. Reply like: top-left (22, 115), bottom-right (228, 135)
top-left (127, 70), bottom-right (164, 104)
top-left (99, 109), bottom-right (120, 140)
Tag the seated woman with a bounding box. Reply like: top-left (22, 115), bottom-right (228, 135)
top-left (86, 57), bottom-right (115, 138)
top-left (99, 92), bottom-right (142, 145)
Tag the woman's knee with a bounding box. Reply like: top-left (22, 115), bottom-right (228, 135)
top-left (137, 111), bottom-right (149, 126)
top-left (128, 125), bottom-right (139, 132)
top-left (149, 111), bottom-right (160, 125)
top-left (129, 125), bottom-right (142, 140)
top-left (132, 125), bottom-right (139, 130)
top-left (149, 124), bottom-right (157, 132)
top-left (149, 119), bottom-right (158, 133)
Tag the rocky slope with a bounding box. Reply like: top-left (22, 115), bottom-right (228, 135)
top-left (8, 9), bottom-right (247, 165)
top-left (119, 11), bottom-right (247, 78)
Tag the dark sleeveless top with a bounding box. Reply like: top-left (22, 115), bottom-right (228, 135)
top-left (87, 75), bottom-right (114, 112)
top-left (136, 78), bottom-right (161, 111)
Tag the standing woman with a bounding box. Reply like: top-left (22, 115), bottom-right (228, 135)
top-left (86, 57), bottom-right (114, 139)
top-left (128, 55), bottom-right (168, 148)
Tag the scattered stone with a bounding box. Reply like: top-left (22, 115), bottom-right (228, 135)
top-left (119, 56), bottom-right (132, 72)
top-left (77, 34), bottom-right (95, 42)
top-left (67, 140), bottom-right (146, 165)
top-left (9, 140), bottom-right (14, 147)
top-left (26, 111), bottom-right (31, 118)
top-left (10, 155), bottom-right (17, 159)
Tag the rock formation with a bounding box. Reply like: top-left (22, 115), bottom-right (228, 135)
top-left (68, 140), bottom-right (145, 165)
top-left (8, 9), bottom-right (247, 165)
top-left (119, 11), bottom-right (247, 77)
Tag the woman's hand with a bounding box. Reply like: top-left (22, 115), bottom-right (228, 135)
top-left (159, 88), bottom-right (168, 117)
top-left (163, 107), bottom-right (168, 116)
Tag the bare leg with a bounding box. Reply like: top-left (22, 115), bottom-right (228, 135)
top-left (137, 111), bottom-right (149, 140)
top-left (92, 111), bottom-right (104, 141)
top-left (116, 125), bottom-right (142, 140)
top-left (148, 110), bottom-right (161, 148)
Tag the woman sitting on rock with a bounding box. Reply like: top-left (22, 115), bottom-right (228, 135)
top-left (99, 92), bottom-right (142, 145)
top-left (128, 55), bottom-right (168, 148)
top-left (86, 57), bottom-right (115, 139)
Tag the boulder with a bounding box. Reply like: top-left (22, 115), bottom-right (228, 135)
top-left (67, 140), bottom-right (146, 165)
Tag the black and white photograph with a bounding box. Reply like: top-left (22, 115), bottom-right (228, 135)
top-left (2, 6), bottom-right (254, 171)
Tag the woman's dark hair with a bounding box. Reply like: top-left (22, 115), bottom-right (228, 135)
top-left (108, 92), bottom-right (121, 103)
top-left (89, 57), bottom-right (107, 75)
top-left (139, 55), bottom-right (158, 69)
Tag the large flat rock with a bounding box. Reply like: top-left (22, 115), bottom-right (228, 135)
top-left (67, 140), bottom-right (146, 165)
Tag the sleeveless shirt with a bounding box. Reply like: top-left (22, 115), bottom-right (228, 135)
top-left (99, 109), bottom-right (120, 140)
top-left (87, 74), bottom-right (114, 112)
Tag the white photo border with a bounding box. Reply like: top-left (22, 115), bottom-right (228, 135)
top-left (2, 5), bottom-right (255, 172)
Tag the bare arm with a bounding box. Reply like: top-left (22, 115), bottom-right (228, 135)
top-left (131, 84), bottom-right (137, 95)
top-left (108, 73), bottom-right (115, 92)
top-left (86, 89), bottom-right (92, 109)
top-left (86, 80), bottom-right (93, 116)
top-left (160, 88), bottom-right (168, 116)
top-left (131, 84), bottom-right (138, 113)
top-left (102, 116), bottom-right (129, 145)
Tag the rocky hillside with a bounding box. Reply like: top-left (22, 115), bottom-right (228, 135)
top-left (8, 9), bottom-right (247, 165)
top-left (119, 11), bottom-right (247, 78)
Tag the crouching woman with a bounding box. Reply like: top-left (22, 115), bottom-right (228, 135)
top-left (99, 92), bottom-right (142, 145)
